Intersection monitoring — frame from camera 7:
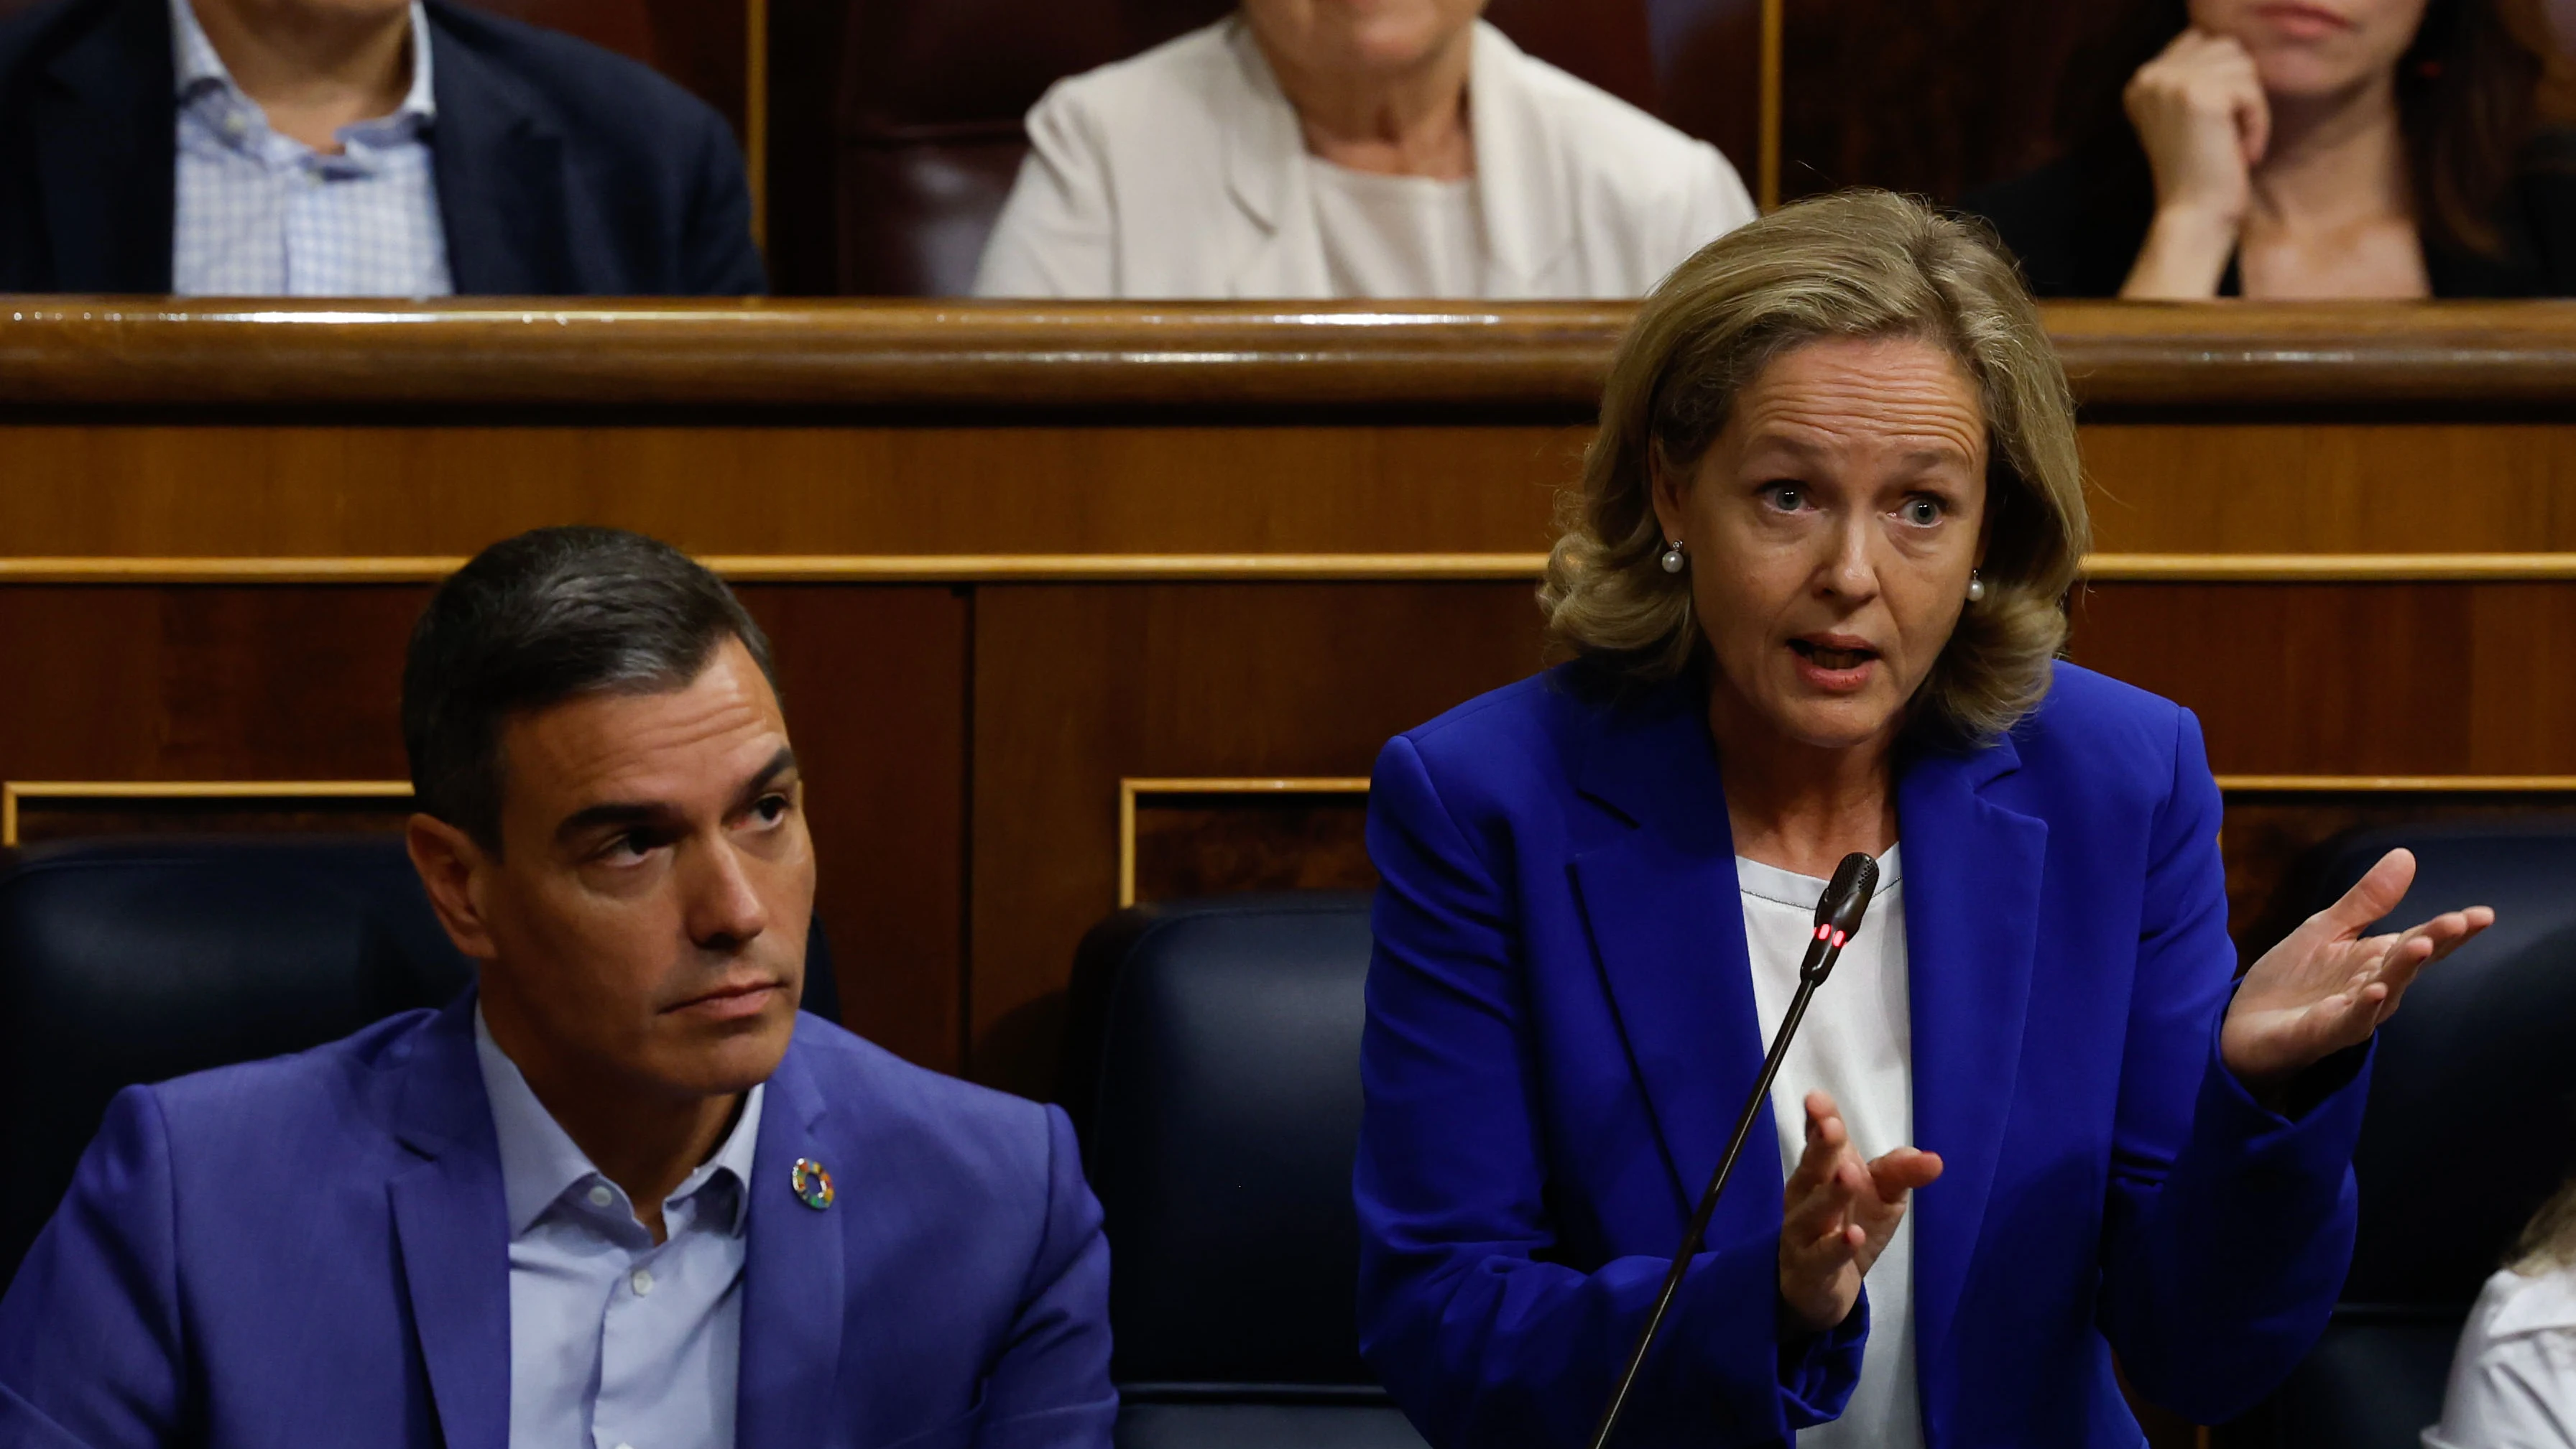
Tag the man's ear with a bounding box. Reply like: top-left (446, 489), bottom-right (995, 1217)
top-left (406, 813), bottom-right (501, 962)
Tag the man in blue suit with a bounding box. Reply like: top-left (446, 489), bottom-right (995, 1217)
top-left (0, 527), bottom-right (1116, 1448)
top-left (0, 0), bottom-right (765, 295)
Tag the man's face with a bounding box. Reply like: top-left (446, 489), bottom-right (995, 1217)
top-left (416, 637), bottom-right (813, 1103)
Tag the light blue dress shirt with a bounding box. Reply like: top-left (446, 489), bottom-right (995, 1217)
top-left (168, 0), bottom-right (453, 297)
top-left (474, 1009), bottom-right (765, 1449)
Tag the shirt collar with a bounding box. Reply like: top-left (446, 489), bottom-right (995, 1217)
top-left (474, 1004), bottom-right (766, 1240)
top-left (169, 0), bottom-right (438, 126)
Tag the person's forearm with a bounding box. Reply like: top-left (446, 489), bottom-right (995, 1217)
top-left (2120, 207), bottom-right (2240, 300)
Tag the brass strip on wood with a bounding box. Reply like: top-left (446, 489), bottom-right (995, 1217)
top-left (1117, 777), bottom-right (1372, 908)
top-left (9, 552), bottom-right (2576, 585)
top-left (1, 779), bottom-right (413, 847)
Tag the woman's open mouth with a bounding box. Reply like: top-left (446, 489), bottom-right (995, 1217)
top-left (1788, 636), bottom-right (1880, 693)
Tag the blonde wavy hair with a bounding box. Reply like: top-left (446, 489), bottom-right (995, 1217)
top-left (1540, 189), bottom-right (2088, 745)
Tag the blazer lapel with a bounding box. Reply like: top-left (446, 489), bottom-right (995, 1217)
top-left (1569, 680), bottom-right (1773, 1233)
top-left (36, 0), bottom-right (175, 292)
top-left (423, 5), bottom-right (571, 295)
top-left (737, 1030), bottom-right (849, 1446)
top-left (1217, 18), bottom-right (1326, 298)
top-left (1466, 22), bottom-right (1574, 299)
top-left (1895, 736), bottom-right (2046, 1399)
top-left (384, 996), bottom-right (512, 1449)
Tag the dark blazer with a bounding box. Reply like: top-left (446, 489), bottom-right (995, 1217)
top-left (1354, 661), bottom-right (2368, 1447)
top-left (1964, 131), bottom-right (2576, 298)
top-left (0, 0), bottom-right (765, 295)
top-left (0, 994), bottom-right (1117, 1448)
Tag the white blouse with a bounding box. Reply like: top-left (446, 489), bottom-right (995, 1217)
top-left (2425, 1265), bottom-right (2576, 1448)
top-left (1303, 159), bottom-right (1484, 299)
top-left (1738, 846), bottom-right (1923, 1449)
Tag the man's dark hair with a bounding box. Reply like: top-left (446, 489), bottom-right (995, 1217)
top-left (402, 527), bottom-right (777, 851)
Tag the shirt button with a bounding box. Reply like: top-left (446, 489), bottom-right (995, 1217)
top-left (631, 1269), bottom-right (655, 1297)
top-left (587, 1185), bottom-right (614, 1208)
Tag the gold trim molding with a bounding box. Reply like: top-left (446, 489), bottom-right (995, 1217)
top-left (1, 779), bottom-right (413, 847)
top-left (7, 551), bottom-right (2576, 585)
top-left (1117, 776), bottom-right (1371, 908)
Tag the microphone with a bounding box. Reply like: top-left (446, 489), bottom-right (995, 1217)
top-left (1586, 851), bottom-right (1881, 1449)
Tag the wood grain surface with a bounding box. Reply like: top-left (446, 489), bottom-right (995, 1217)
top-left (7, 300), bottom-right (2576, 410)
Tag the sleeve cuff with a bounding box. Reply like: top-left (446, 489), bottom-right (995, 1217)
top-left (1778, 1286), bottom-right (1870, 1427)
top-left (2204, 998), bottom-right (2376, 1138)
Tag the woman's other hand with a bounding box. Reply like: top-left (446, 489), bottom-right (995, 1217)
top-left (2120, 29), bottom-right (2271, 298)
top-left (2222, 848), bottom-right (2493, 1097)
top-left (1777, 1091), bottom-right (1943, 1335)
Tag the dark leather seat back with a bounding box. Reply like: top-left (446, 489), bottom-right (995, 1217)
top-left (2230, 817), bottom-right (2576, 1448)
top-left (0, 836), bottom-right (841, 1291)
top-left (1066, 892), bottom-right (1426, 1449)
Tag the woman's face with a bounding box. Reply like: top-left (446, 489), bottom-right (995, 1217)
top-left (1239, 0), bottom-right (1487, 78)
top-left (1651, 335), bottom-right (1989, 756)
top-left (2186, 0), bottom-right (2432, 100)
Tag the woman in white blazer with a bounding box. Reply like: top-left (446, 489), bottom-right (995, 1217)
top-left (972, 1), bottom-right (1758, 299)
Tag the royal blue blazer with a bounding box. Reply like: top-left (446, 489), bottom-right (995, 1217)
top-left (1354, 662), bottom-right (2369, 1448)
top-left (0, 995), bottom-right (1116, 1449)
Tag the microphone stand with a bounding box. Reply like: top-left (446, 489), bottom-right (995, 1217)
top-left (1585, 854), bottom-right (1876, 1449)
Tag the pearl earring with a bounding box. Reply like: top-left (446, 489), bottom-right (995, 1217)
top-left (1967, 570), bottom-right (1986, 603)
top-left (1660, 540), bottom-right (1686, 574)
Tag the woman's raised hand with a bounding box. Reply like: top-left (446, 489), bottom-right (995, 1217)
top-left (2222, 848), bottom-right (2493, 1095)
top-left (2120, 29), bottom-right (2271, 298)
top-left (1777, 1091), bottom-right (1942, 1335)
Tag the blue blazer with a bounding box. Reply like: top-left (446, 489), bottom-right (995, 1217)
top-left (0, 995), bottom-right (1116, 1449)
top-left (0, 0), bottom-right (765, 295)
top-left (1354, 662), bottom-right (2369, 1448)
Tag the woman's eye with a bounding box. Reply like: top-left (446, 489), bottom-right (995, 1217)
top-left (1902, 497), bottom-right (1944, 525)
top-left (1762, 483), bottom-right (1806, 512)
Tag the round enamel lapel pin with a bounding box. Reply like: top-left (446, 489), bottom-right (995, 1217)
top-left (790, 1157), bottom-right (835, 1210)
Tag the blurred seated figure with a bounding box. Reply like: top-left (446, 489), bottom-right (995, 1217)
top-left (0, 0), bottom-right (765, 295)
top-left (1965, 0), bottom-right (2576, 298)
top-left (2425, 1181), bottom-right (2576, 1449)
top-left (971, 0), bottom-right (1755, 299)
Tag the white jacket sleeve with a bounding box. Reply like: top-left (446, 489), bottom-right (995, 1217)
top-left (973, 83), bottom-right (1120, 298)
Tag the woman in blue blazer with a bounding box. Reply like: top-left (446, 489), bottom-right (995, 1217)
top-left (1352, 190), bottom-right (2493, 1449)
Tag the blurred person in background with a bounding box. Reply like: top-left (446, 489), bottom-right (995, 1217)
top-left (973, 0), bottom-right (1756, 299)
top-left (2424, 1180), bottom-right (2576, 1448)
top-left (1966, 0), bottom-right (2576, 297)
top-left (0, 0), bottom-right (765, 295)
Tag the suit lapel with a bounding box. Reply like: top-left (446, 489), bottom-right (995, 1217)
top-left (36, 0), bottom-right (175, 292)
top-left (1569, 680), bottom-right (1773, 1234)
top-left (1464, 22), bottom-right (1574, 298)
top-left (423, 4), bottom-right (570, 294)
top-left (737, 1029), bottom-right (848, 1446)
top-left (1895, 736), bottom-right (2046, 1399)
top-left (1217, 17), bottom-right (1326, 297)
top-left (384, 996), bottom-right (512, 1449)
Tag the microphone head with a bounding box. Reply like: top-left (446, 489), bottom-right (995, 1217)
top-left (1804, 853), bottom-right (1880, 984)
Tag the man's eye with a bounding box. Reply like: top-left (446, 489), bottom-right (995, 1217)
top-left (752, 794), bottom-right (790, 825)
top-left (609, 830), bottom-right (657, 861)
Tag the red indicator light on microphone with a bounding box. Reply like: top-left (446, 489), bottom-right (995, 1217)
top-left (1831, 930), bottom-right (1847, 949)
top-left (1814, 924), bottom-right (1829, 941)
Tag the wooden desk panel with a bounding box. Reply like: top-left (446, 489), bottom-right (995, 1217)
top-left (0, 423), bottom-right (1580, 559)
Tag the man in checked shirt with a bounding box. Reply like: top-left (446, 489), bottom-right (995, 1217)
top-left (0, 0), bottom-right (766, 296)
